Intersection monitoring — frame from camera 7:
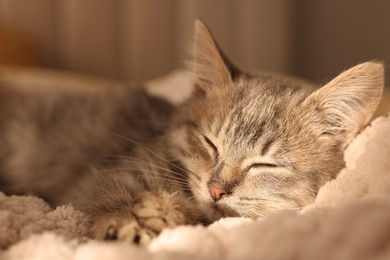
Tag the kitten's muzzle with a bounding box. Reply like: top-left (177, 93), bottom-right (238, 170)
top-left (208, 183), bottom-right (231, 201)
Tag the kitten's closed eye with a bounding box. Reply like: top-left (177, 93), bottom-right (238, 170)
top-left (203, 135), bottom-right (218, 159)
top-left (245, 162), bottom-right (289, 175)
top-left (250, 163), bottom-right (278, 168)
top-left (246, 163), bottom-right (278, 173)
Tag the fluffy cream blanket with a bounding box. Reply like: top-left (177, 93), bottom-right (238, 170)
top-left (0, 113), bottom-right (389, 259)
top-left (0, 68), bottom-right (389, 259)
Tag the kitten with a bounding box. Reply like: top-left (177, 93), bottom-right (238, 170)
top-left (0, 21), bottom-right (383, 245)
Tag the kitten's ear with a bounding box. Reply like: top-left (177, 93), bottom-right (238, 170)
top-left (304, 62), bottom-right (384, 147)
top-left (192, 20), bottom-right (241, 95)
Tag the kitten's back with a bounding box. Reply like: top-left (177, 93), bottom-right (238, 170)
top-left (0, 80), bottom-right (174, 205)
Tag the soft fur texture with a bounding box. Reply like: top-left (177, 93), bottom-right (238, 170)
top-left (1, 22), bottom-right (384, 244)
top-left (1, 112), bottom-right (389, 259)
top-left (0, 21), bottom-right (388, 257)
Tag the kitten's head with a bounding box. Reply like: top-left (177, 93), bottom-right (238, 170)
top-left (168, 21), bottom-right (384, 221)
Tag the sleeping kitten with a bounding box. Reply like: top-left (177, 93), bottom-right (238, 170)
top-left (0, 21), bottom-right (383, 244)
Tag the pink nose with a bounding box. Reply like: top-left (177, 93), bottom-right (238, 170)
top-left (208, 183), bottom-right (229, 201)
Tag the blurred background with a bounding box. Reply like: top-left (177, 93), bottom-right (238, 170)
top-left (0, 0), bottom-right (389, 86)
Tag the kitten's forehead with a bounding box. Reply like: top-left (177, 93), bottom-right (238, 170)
top-left (205, 76), bottom-right (312, 159)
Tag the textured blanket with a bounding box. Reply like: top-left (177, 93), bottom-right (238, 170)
top-left (1, 111), bottom-right (389, 259)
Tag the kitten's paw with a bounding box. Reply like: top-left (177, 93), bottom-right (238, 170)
top-left (132, 190), bottom-right (197, 231)
top-left (91, 191), bottom-right (195, 245)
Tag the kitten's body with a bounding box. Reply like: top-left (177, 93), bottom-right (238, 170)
top-left (0, 86), bottom-right (173, 204)
top-left (0, 21), bottom-right (383, 244)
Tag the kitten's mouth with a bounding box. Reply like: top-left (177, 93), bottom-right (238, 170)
top-left (212, 202), bottom-right (240, 218)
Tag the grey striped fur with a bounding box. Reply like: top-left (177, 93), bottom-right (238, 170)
top-left (0, 21), bottom-right (383, 243)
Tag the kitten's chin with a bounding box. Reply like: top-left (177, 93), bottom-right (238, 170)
top-left (214, 203), bottom-right (240, 218)
top-left (201, 202), bottom-right (240, 222)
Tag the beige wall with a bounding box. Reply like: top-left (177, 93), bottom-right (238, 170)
top-left (294, 0), bottom-right (390, 85)
top-left (0, 0), bottom-right (294, 82)
top-left (0, 1), bottom-right (389, 86)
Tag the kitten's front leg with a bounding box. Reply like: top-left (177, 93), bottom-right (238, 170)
top-left (89, 190), bottom-right (199, 245)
